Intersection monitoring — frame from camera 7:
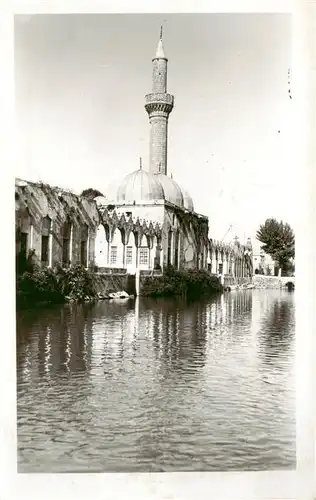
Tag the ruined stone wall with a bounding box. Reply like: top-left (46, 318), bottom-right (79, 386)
top-left (162, 206), bottom-right (209, 271)
top-left (15, 179), bottom-right (209, 274)
top-left (15, 180), bottom-right (100, 268)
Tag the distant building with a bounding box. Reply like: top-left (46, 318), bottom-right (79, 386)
top-left (208, 236), bottom-right (253, 279)
top-left (253, 245), bottom-right (275, 276)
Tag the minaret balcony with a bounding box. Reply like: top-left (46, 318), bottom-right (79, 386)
top-left (145, 93), bottom-right (174, 115)
top-left (145, 93), bottom-right (174, 105)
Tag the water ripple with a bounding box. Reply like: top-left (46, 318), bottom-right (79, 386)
top-left (16, 289), bottom-right (295, 472)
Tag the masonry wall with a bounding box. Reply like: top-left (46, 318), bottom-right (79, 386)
top-left (162, 206), bottom-right (209, 271)
top-left (252, 275), bottom-right (294, 289)
top-left (15, 179), bottom-right (209, 275)
top-left (15, 180), bottom-right (100, 269)
top-left (94, 273), bottom-right (133, 297)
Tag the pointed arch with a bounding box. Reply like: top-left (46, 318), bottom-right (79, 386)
top-left (110, 227), bottom-right (124, 268)
top-left (95, 224), bottom-right (108, 268)
top-left (41, 215), bottom-right (52, 266)
top-left (125, 230), bottom-right (137, 271)
top-left (80, 223), bottom-right (89, 267)
top-left (62, 217), bottom-right (72, 266)
top-left (138, 233), bottom-right (150, 270)
top-left (174, 229), bottom-right (180, 269)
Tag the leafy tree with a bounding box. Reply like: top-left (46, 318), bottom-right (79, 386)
top-left (80, 188), bottom-right (104, 201)
top-left (256, 218), bottom-right (295, 276)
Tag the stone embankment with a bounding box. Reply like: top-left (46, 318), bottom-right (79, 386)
top-left (252, 275), bottom-right (295, 289)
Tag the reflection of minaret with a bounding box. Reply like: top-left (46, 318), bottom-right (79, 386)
top-left (145, 27), bottom-right (174, 175)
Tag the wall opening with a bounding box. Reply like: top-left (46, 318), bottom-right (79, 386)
top-left (167, 230), bottom-right (172, 266)
top-left (41, 216), bottom-right (51, 266)
top-left (62, 219), bottom-right (71, 266)
top-left (80, 223), bottom-right (89, 267)
top-left (174, 230), bottom-right (180, 269)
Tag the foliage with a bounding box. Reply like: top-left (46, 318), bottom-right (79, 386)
top-left (16, 262), bottom-right (98, 308)
top-left (80, 188), bottom-right (104, 201)
top-left (16, 248), bottom-right (36, 276)
top-left (256, 218), bottom-right (295, 275)
top-left (141, 266), bottom-right (223, 299)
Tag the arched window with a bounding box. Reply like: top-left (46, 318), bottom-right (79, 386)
top-left (80, 224), bottom-right (89, 267)
top-left (62, 219), bottom-right (72, 266)
top-left (41, 216), bottom-right (51, 266)
top-left (138, 234), bottom-right (149, 269)
top-left (95, 224), bottom-right (108, 268)
top-left (174, 230), bottom-right (180, 269)
top-left (110, 228), bottom-right (124, 268)
top-left (152, 235), bottom-right (161, 270)
top-left (125, 231), bottom-right (136, 269)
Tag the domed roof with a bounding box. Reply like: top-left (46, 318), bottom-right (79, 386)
top-left (117, 168), bottom-right (165, 204)
top-left (182, 189), bottom-right (194, 211)
top-left (154, 173), bottom-right (184, 208)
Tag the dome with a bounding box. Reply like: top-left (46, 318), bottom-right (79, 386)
top-left (182, 189), bottom-right (194, 212)
top-left (154, 173), bottom-right (184, 208)
top-left (117, 168), bottom-right (165, 204)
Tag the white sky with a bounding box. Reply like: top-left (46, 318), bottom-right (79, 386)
top-left (14, 13), bottom-right (295, 242)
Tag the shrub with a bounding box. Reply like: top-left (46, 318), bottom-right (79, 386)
top-left (16, 263), bottom-right (98, 308)
top-left (141, 266), bottom-right (223, 299)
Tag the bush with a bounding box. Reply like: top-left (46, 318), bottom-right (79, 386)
top-left (141, 266), bottom-right (223, 299)
top-left (16, 263), bottom-right (98, 308)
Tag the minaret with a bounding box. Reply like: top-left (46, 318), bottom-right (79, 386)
top-left (145, 27), bottom-right (174, 175)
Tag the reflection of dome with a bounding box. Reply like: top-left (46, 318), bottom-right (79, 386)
top-left (182, 189), bottom-right (194, 212)
top-left (117, 168), bottom-right (165, 204)
top-left (154, 173), bottom-right (184, 208)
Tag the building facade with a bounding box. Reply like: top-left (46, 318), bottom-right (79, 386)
top-left (15, 31), bottom-right (252, 277)
top-left (208, 237), bottom-right (253, 279)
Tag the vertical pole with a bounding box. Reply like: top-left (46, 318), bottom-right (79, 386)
top-left (122, 243), bottom-right (126, 269)
top-left (29, 224), bottom-right (34, 250)
top-left (86, 233), bottom-right (90, 269)
top-left (69, 224), bottom-right (73, 265)
top-left (48, 223), bottom-right (53, 268)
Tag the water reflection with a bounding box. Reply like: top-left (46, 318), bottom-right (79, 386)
top-left (16, 290), bottom-right (295, 472)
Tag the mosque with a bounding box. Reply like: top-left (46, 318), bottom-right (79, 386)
top-left (15, 30), bottom-right (253, 280)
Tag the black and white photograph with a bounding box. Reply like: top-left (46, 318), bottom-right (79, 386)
top-left (5, 6), bottom-right (314, 495)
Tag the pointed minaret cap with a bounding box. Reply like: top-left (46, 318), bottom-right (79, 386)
top-left (155, 26), bottom-right (166, 59)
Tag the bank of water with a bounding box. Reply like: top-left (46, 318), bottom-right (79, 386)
top-left (16, 289), bottom-right (295, 472)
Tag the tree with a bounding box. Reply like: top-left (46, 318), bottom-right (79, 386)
top-left (256, 218), bottom-right (295, 276)
top-left (80, 188), bottom-right (104, 201)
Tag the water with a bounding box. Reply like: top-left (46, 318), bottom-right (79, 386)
top-left (16, 289), bottom-right (295, 472)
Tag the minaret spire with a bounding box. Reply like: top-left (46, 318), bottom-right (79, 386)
top-left (145, 29), bottom-right (174, 175)
top-left (155, 28), bottom-right (166, 59)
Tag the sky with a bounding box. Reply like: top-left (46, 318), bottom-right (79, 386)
top-left (14, 13), bottom-right (294, 243)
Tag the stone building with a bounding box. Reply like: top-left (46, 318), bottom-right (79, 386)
top-left (252, 246), bottom-right (275, 276)
top-left (90, 30), bottom-right (210, 273)
top-left (208, 237), bottom-right (253, 279)
top-left (15, 30), bottom-right (251, 277)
